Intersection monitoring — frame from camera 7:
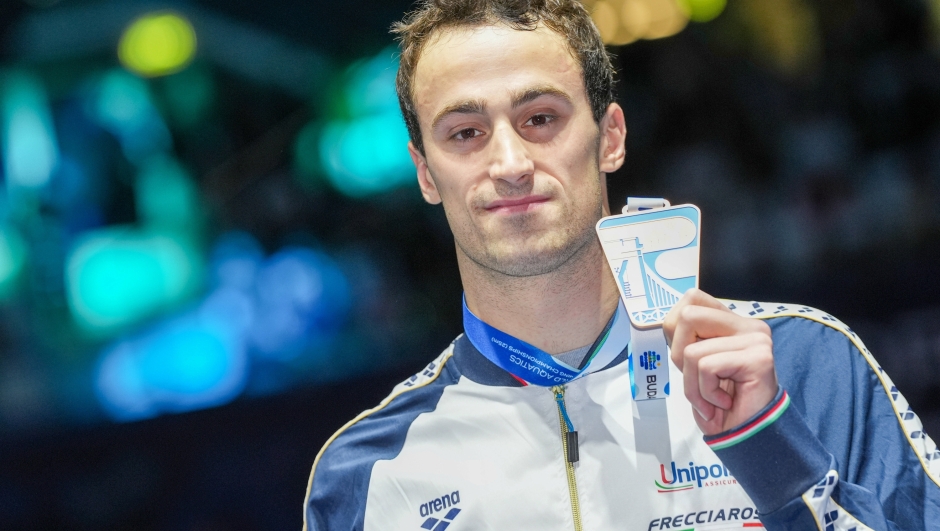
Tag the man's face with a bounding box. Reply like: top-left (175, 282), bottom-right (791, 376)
top-left (408, 24), bottom-right (625, 278)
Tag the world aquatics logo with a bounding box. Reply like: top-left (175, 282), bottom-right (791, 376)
top-left (639, 351), bottom-right (661, 370)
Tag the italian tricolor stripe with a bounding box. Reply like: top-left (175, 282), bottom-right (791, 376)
top-left (707, 391), bottom-right (790, 451)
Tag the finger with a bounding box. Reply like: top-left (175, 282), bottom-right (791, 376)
top-left (669, 306), bottom-right (734, 370)
top-left (682, 305), bottom-right (768, 340)
top-left (678, 331), bottom-right (740, 421)
top-left (685, 333), bottom-right (767, 359)
top-left (697, 350), bottom-right (747, 411)
top-left (692, 405), bottom-right (718, 434)
top-left (683, 348), bottom-right (716, 421)
top-left (697, 341), bottom-right (776, 411)
top-left (693, 380), bottom-right (736, 437)
top-left (682, 288), bottom-right (730, 312)
top-left (663, 289), bottom-right (731, 346)
top-left (679, 333), bottom-right (772, 420)
top-left (669, 305), bottom-right (770, 370)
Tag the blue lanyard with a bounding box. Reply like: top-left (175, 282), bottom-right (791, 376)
top-left (462, 296), bottom-right (632, 386)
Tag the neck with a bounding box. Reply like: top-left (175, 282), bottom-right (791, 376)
top-left (460, 239), bottom-right (620, 355)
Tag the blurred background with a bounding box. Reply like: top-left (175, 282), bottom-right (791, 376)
top-left (0, 0), bottom-right (938, 528)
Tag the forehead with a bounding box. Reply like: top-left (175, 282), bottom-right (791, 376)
top-left (412, 24), bottom-right (586, 121)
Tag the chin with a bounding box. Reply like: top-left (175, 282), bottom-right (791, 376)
top-left (485, 239), bottom-right (581, 278)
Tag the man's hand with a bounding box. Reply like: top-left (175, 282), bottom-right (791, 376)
top-left (663, 289), bottom-right (778, 436)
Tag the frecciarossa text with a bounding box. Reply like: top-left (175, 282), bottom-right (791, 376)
top-left (647, 506), bottom-right (760, 530)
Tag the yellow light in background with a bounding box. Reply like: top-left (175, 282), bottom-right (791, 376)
top-left (119, 12), bottom-right (197, 78)
top-left (592, 1), bottom-right (622, 44)
top-left (641, 0), bottom-right (689, 40)
top-left (735, 0), bottom-right (820, 77)
top-left (620, 0), bottom-right (651, 43)
top-left (590, 0), bottom-right (690, 45)
top-left (930, 0), bottom-right (940, 49)
top-left (676, 0), bottom-right (727, 23)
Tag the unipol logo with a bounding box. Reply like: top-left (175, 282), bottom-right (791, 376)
top-left (656, 461), bottom-right (737, 493)
top-left (419, 490), bottom-right (461, 530)
top-left (640, 350), bottom-right (660, 370)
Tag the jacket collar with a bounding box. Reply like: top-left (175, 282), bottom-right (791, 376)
top-left (452, 316), bottom-right (631, 387)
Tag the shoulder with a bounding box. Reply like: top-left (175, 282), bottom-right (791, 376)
top-left (722, 299), bottom-right (881, 400)
top-left (723, 300), bottom-right (863, 344)
top-left (722, 299), bottom-right (871, 369)
top-left (303, 343), bottom-right (461, 531)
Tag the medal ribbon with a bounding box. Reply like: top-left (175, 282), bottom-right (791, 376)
top-left (462, 295), bottom-right (632, 387)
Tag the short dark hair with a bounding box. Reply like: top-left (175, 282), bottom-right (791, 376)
top-left (391, 0), bottom-right (616, 153)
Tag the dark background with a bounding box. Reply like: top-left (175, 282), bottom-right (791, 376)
top-left (0, 0), bottom-right (938, 529)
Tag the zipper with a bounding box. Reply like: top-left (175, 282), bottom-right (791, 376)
top-left (552, 385), bottom-right (583, 531)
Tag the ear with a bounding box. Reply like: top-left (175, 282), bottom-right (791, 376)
top-left (408, 141), bottom-right (442, 205)
top-left (597, 103), bottom-right (627, 174)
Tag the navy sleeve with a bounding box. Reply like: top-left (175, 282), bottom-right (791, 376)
top-left (705, 313), bottom-right (940, 530)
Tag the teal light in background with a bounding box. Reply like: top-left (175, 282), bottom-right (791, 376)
top-left (95, 314), bottom-right (247, 421)
top-left (89, 69), bottom-right (171, 164)
top-left (159, 65), bottom-right (215, 130)
top-left (135, 155), bottom-right (201, 234)
top-left (93, 232), bottom-right (355, 421)
top-left (303, 47), bottom-right (415, 197)
top-left (0, 225), bottom-right (27, 299)
top-left (343, 47), bottom-right (400, 117)
top-left (93, 70), bottom-right (153, 130)
top-left (293, 121), bottom-right (322, 184)
top-left (139, 324), bottom-right (237, 396)
top-left (319, 114), bottom-right (413, 197)
top-left (66, 228), bottom-right (200, 332)
top-left (1, 71), bottom-right (59, 190)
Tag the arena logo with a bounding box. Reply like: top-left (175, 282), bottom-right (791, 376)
top-left (656, 461), bottom-right (737, 493)
top-left (418, 490), bottom-right (461, 530)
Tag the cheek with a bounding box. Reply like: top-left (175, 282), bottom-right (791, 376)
top-left (426, 165), bottom-right (470, 214)
top-left (549, 141), bottom-right (600, 188)
top-left (554, 125), bottom-right (599, 168)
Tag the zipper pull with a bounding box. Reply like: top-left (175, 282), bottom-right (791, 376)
top-left (553, 387), bottom-right (580, 463)
top-left (566, 431), bottom-right (579, 463)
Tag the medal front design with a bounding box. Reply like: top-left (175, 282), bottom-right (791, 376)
top-left (596, 205), bottom-right (701, 329)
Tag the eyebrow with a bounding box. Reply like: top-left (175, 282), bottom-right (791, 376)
top-left (510, 85), bottom-right (573, 109)
top-left (431, 99), bottom-right (486, 131)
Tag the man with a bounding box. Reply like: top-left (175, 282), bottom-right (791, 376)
top-left (303, 1), bottom-right (940, 529)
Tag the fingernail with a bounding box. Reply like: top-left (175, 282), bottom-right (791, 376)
top-left (693, 405), bottom-right (712, 422)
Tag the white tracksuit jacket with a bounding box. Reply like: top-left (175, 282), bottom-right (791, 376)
top-left (304, 302), bottom-right (940, 530)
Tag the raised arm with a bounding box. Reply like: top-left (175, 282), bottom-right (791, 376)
top-left (665, 290), bottom-right (940, 530)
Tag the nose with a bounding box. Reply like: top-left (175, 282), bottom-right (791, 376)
top-left (487, 122), bottom-right (534, 184)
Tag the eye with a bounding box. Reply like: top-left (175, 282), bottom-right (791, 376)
top-left (453, 128), bottom-right (482, 141)
top-left (525, 114), bottom-right (555, 127)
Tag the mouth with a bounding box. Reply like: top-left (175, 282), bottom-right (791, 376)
top-left (483, 195), bottom-right (550, 214)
